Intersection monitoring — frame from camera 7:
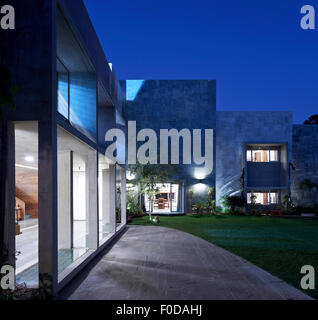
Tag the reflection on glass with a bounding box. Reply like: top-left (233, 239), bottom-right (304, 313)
top-left (57, 59), bottom-right (69, 119)
top-left (70, 73), bottom-right (96, 142)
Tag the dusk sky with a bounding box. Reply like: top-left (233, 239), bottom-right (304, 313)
top-left (83, 0), bottom-right (317, 123)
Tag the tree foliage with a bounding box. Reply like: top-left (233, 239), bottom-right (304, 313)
top-left (128, 164), bottom-right (178, 220)
top-left (304, 114), bottom-right (318, 125)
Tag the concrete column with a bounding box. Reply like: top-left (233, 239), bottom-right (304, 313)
top-left (86, 152), bottom-right (98, 250)
top-left (4, 122), bottom-right (16, 267)
top-left (57, 151), bottom-right (71, 249)
top-left (38, 120), bottom-right (58, 296)
top-left (121, 168), bottom-right (127, 225)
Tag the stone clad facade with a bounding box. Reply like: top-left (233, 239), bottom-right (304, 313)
top-left (292, 125), bottom-right (318, 206)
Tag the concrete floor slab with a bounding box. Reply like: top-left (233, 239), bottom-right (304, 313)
top-left (64, 226), bottom-right (312, 300)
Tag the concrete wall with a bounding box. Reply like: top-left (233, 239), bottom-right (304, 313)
top-left (122, 80), bottom-right (216, 212)
top-left (292, 125), bottom-right (318, 206)
top-left (216, 111), bottom-right (293, 205)
top-left (4, 0), bottom-right (59, 294)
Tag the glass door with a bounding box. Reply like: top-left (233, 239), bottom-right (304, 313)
top-left (170, 184), bottom-right (180, 212)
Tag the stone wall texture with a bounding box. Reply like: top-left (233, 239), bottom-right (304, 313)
top-left (216, 111), bottom-right (293, 205)
top-left (292, 125), bottom-right (318, 206)
top-left (122, 80), bottom-right (216, 212)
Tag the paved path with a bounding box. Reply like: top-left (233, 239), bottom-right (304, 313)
top-left (65, 225), bottom-right (312, 300)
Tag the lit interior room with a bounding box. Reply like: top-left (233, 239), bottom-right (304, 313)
top-left (14, 121), bottom-right (39, 287)
top-left (57, 126), bottom-right (97, 276)
top-left (145, 183), bottom-right (180, 214)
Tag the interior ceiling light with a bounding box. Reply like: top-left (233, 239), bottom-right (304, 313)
top-left (25, 156), bottom-right (35, 163)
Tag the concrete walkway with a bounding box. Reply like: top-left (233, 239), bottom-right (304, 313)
top-left (64, 225), bottom-right (312, 300)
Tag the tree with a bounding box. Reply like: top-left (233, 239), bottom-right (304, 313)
top-left (204, 187), bottom-right (216, 215)
top-left (128, 164), bottom-right (177, 221)
top-left (304, 115), bottom-right (318, 125)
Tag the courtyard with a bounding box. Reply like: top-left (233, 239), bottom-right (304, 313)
top-left (130, 215), bottom-right (318, 299)
top-left (61, 220), bottom-right (314, 300)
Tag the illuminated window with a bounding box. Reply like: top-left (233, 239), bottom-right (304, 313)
top-left (247, 148), bottom-right (279, 162)
top-left (247, 192), bottom-right (279, 205)
top-left (270, 150), bottom-right (278, 161)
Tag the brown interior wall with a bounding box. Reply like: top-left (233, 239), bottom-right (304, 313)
top-left (15, 167), bottom-right (38, 218)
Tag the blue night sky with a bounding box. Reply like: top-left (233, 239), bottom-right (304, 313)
top-left (83, 0), bottom-right (317, 123)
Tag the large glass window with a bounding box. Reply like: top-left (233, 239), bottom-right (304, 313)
top-left (57, 127), bottom-right (97, 276)
top-left (56, 8), bottom-right (97, 143)
top-left (14, 122), bottom-right (39, 287)
top-left (98, 154), bottom-right (115, 243)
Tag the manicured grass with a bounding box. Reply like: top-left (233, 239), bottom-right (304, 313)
top-left (129, 215), bottom-right (318, 299)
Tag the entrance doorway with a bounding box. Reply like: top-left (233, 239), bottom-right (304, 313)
top-left (145, 183), bottom-right (181, 213)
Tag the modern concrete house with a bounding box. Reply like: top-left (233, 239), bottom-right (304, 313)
top-left (1, 0), bottom-right (318, 298)
top-left (2, 0), bottom-right (127, 296)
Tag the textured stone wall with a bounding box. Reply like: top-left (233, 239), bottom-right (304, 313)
top-left (216, 111), bottom-right (293, 205)
top-left (122, 80), bottom-right (216, 212)
top-left (292, 125), bottom-right (318, 206)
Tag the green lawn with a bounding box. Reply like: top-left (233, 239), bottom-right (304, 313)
top-left (129, 215), bottom-right (318, 299)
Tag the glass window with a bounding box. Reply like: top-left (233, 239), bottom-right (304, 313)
top-left (57, 59), bottom-right (69, 119)
top-left (247, 192), bottom-right (279, 205)
top-left (252, 150), bottom-right (269, 162)
top-left (57, 127), bottom-right (97, 276)
top-left (269, 192), bottom-right (278, 204)
top-left (70, 73), bottom-right (97, 142)
top-left (171, 184), bottom-right (180, 212)
top-left (15, 122), bottom-right (39, 287)
top-left (248, 148), bottom-right (279, 162)
top-left (98, 154), bottom-right (116, 243)
top-left (270, 150), bottom-right (278, 161)
top-left (246, 150), bottom-right (252, 162)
